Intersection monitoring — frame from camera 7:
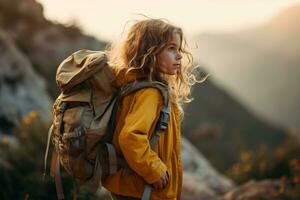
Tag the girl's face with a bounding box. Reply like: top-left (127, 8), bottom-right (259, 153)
top-left (156, 32), bottom-right (182, 75)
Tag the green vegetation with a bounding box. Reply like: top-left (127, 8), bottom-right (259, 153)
top-left (225, 130), bottom-right (300, 199)
top-left (0, 111), bottom-right (110, 200)
top-left (1, 111), bottom-right (299, 199)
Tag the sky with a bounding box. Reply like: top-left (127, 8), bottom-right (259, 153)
top-left (36, 0), bottom-right (300, 42)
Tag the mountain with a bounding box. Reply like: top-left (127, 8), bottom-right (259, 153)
top-left (192, 3), bottom-right (300, 136)
top-left (0, 0), bottom-right (107, 98)
top-left (182, 76), bottom-right (287, 172)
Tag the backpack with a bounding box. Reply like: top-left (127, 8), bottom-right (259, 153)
top-left (44, 49), bottom-right (170, 200)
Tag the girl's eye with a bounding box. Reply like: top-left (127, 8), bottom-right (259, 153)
top-left (168, 46), bottom-right (177, 51)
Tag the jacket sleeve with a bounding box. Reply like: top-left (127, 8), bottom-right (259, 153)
top-left (118, 88), bottom-right (167, 184)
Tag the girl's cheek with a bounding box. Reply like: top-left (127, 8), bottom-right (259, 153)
top-left (167, 51), bottom-right (176, 60)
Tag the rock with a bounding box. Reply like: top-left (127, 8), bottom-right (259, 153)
top-left (0, 29), bottom-right (52, 134)
top-left (181, 137), bottom-right (235, 199)
top-left (221, 179), bottom-right (283, 200)
top-left (26, 23), bottom-right (105, 97)
top-left (94, 137), bottom-right (235, 199)
top-left (0, 0), bottom-right (107, 98)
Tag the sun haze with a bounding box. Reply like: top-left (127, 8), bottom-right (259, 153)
top-left (36, 0), bottom-right (300, 41)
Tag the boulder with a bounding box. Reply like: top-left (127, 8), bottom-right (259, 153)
top-left (181, 137), bottom-right (235, 199)
top-left (221, 179), bottom-right (283, 200)
top-left (0, 29), bottom-right (52, 134)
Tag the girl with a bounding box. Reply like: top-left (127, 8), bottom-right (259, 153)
top-left (102, 18), bottom-right (199, 200)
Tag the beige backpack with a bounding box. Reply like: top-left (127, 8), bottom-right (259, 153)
top-left (44, 49), bottom-right (170, 200)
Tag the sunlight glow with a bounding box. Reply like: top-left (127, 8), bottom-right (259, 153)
top-left (36, 0), bottom-right (300, 41)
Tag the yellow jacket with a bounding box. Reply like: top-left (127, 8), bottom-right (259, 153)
top-left (102, 70), bottom-right (182, 200)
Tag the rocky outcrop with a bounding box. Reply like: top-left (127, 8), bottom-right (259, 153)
top-left (0, 0), bottom-right (107, 134)
top-left (0, 29), bottom-right (52, 134)
top-left (0, 0), bottom-right (107, 98)
top-left (95, 137), bottom-right (235, 200)
top-left (24, 23), bottom-right (105, 97)
top-left (221, 179), bottom-right (283, 200)
top-left (181, 137), bottom-right (235, 200)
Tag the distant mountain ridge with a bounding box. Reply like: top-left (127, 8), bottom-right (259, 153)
top-left (193, 3), bottom-right (300, 135)
top-left (182, 76), bottom-right (287, 172)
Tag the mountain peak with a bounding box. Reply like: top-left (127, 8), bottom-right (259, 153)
top-left (268, 3), bottom-right (300, 31)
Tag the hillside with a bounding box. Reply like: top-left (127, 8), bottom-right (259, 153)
top-left (0, 0), bottom-right (107, 98)
top-left (182, 77), bottom-right (287, 171)
top-left (193, 3), bottom-right (300, 135)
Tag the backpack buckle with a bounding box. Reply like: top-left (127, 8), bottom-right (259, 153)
top-left (157, 109), bottom-right (170, 130)
top-left (59, 101), bottom-right (68, 113)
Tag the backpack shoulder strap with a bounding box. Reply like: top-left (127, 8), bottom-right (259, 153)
top-left (121, 81), bottom-right (171, 200)
top-left (120, 80), bottom-right (171, 200)
top-left (105, 80), bottom-right (170, 142)
top-left (120, 80), bottom-right (171, 133)
top-left (106, 80), bottom-right (171, 200)
top-left (120, 81), bottom-right (169, 108)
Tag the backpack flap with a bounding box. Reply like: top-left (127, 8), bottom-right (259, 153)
top-left (89, 62), bottom-right (117, 118)
top-left (56, 49), bottom-right (108, 93)
top-left (58, 82), bottom-right (92, 103)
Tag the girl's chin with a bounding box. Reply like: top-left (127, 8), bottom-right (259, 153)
top-left (165, 71), bottom-right (177, 76)
top-left (171, 69), bottom-right (179, 75)
top-left (160, 68), bottom-right (178, 76)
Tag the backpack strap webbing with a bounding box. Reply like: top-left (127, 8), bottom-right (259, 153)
top-left (44, 102), bottom-right (68, 200)
top-left (50, 150), bottom-right (65, 199)
top-left (43, 124), bottom-right (53, 179)
top-left (44, 123), bottom-right (66, 200)
top-left (107, 80), bottom-right (170, 141)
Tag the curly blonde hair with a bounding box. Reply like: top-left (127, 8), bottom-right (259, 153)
top-left (106, 18), bottom-right (205, 118)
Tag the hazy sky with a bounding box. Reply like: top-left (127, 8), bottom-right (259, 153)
top-left (36, 0), bottom-right (300, 42)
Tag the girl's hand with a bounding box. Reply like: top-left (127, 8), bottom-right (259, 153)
top-left (152, 171), bottom-right (169, 190)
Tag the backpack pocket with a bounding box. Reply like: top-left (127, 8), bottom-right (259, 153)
top-left (58, 104), bottom-right (95, 180)
top-left (61, 104), bottom-right (93, 156)
top-left (85, 128), bottom-right (106, 159)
